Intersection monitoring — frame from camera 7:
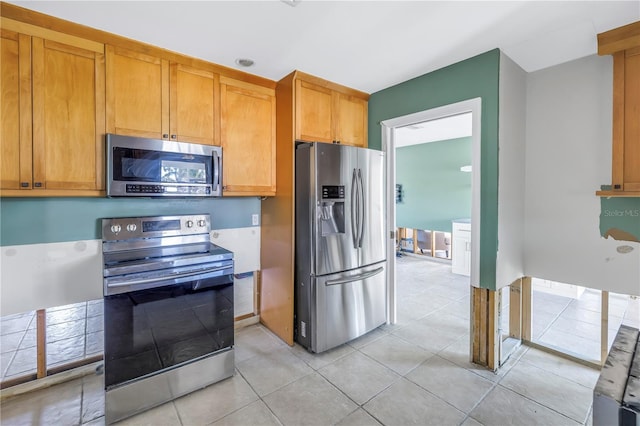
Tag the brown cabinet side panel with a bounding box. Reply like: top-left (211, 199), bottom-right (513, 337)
top-left (623, 50), bottom-right (640, 191)
top-left (260, 74), bottom-right (295, 345)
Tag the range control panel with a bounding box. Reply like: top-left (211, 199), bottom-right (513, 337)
top-left (102, 214), bottom-right (211, 241)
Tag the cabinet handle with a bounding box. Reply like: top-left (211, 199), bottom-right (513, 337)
top-left (162, 134), bottom-right (169, 139)
top-left (171, 134), bottom-right (177, 139)
top-left (20, 182), bottom-right (30, 188)
top-left (34, 182), bottom-right (42, 188)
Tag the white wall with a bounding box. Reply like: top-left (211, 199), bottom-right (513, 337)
top-left (496, 52), bottom-right (527, 290)
top-left (524, 54), bottom-right (640, 296)
top-left (0, 227), bottom-right (261, 316)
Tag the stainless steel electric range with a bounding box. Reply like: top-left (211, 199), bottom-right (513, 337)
top-left (101, 214), bottom-right (234, 424)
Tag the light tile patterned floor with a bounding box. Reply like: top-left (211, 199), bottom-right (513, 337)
top-left (0, 300), bottom-right (103, 381)
top-left (0, 255), bottom-right (606, 425)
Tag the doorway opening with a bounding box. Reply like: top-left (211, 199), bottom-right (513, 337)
top-left (381, 98), bottom-right (481, 362)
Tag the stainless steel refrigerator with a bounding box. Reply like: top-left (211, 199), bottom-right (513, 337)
top-left (295, 142), bottom-right (387, 353)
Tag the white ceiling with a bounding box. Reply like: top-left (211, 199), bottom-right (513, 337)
top-left (9, 1), bottom-right (639, 94)
top-left (395, 113), bottom-right (472, 147)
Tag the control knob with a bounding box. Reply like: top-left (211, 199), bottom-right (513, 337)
top-left (186, 220), bottom-right (194, 228)
top-left (110, 224), bottom-right (122, 234)
top-left (198, 219), bottom-right (206, 227)
top-left (126, 223), bottom-right (137, 232)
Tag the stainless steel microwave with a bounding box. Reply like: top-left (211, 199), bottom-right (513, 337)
top-left (106, 134), bottom-right (222, 197)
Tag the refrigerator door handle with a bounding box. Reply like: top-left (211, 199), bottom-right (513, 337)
top-left (325, 267), bottom-right (384, 286)
top-left (351, 168), bottom-right (358, 249)
top-left (358, 168), bottom-right (365, 248)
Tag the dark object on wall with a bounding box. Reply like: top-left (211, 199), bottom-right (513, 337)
top-left (396, 184), bottom-right (404, 203)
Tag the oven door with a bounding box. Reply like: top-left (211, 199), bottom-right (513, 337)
top-left (103, 268), bottom-right (234, 390)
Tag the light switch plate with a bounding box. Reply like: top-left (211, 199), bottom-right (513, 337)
top-left (252, 214), bottom-right (259, 226)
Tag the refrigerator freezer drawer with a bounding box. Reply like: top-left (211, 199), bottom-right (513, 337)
top-left (299, 262), bottom-right (387, 353)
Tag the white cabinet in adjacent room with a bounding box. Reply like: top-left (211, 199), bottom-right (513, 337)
top-left (452, 219), bottom-right (471, 276)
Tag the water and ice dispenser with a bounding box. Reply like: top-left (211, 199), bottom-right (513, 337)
top-left (320, 185), bottom-right (345, 236)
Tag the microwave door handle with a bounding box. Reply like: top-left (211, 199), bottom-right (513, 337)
top-left (213, 150), bottom-right (220, 193)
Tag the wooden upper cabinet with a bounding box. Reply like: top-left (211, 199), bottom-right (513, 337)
top-left (32, 38), bottom-right (105, 191)
top-left (296, 79), bottom-right (334, 143)
top-left (106, 46), bottom-right (220, 145)
top-left (220, 77), bottom-right (276, 196)
top-left (0, 23), bottom-right (105, 195)
top-left (170, 64), bottom-right (219, 145)
top-left (597, 21), bottom-right (640, 196)
top-left (0, 29), bottom-right (31, 191)
top-left (335, 93), bottom-right (368, 148)
top-left (106, 46), bottom-right (168, 139)
top-left (294, 73), bottom-right (369, 147)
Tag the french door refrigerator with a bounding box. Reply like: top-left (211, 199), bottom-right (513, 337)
top-left (295, 142), bottom-right (387, 353)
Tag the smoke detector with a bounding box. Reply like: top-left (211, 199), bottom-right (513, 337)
top-left (235, 58), bottom-right (255, 67)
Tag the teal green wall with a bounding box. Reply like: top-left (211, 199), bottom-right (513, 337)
top-left (396, 137), bottom-right (471, 233)
top-left (599, 192), bottom-right (640, 242)
top-left (369, 49), bottom-right (500, 289)
top-left (0, 197), bottom-right (259, 246)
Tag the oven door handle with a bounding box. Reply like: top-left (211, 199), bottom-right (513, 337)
top-left (106, 268), bottom-right (230, 290)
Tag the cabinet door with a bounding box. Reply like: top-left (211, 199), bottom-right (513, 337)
top-left (295, 79), bottom-right (333, 143)
top-left (335, 93), bottom-right (367, 147)
top-left (106, 45), bottom-right (168, 139)
top-left (32, 38), bottom-right (105, 190)
top-left (220, 77), bottom-right (276, 196)
top-left (0, 30), bottom-right (31, 190)
top-left (170, 63), bottom-right (219, 145)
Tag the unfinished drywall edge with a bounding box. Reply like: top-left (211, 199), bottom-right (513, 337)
top-left (600, 194), bottom-right (640, 243)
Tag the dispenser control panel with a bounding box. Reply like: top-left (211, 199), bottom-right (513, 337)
top-left (322, 186), bottom-right (344, 199)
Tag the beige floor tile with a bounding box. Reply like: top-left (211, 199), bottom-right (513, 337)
top-left (173, 373), bottom-right (258, 425)
top-left (519, 347), bottom-right (600, 388)
top-left (236, 346), bottom-right (313, 396)
top-left (392, 314), bottom-right (466, 354)
top-left (395, 294), bottom-right (452, 324)
top-left (82, 373), bottom-right (105, 423)
top-left (319, 351), bottom-right (399, 405)
top-left (290, 341), bottom-right (354, 370)
top-left (263, 373), bottom-right (357, 426)
top-left (212, 400), bottom-right (282, 426)
top-left (406, 355), bottom-right (494, 413)
top-left (115, 401), bottom-right (180, 426)
top-left (426, 281), bottom-right (470, 301)
top-left (364, 378), bottom-right (466, 426)
top-left (347, 328), bottom-right (387, 349)
top-left (336, 408), bottom-right (382, 426)
top-left (537, 328), bottom-right (600, 361)
top-left (234, 325), bottom-right (288, 364)
top-left (446, 298), bottom-right (471, 320)
top-left (499, 362), bottom-right (593, 423)
top-left (0, 378), bottom-right (82, 425)
top-left (359, 334), bottom-right (433, 376)
top-left (461, 416), bottom-right (484, 426)
top-left (470, 385), bottom-right (580, 426)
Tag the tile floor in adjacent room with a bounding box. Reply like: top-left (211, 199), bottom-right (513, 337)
top-left (0, 300), bottom-right (104, 382)
top-left (0, 255), bottom-right (604, 425)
